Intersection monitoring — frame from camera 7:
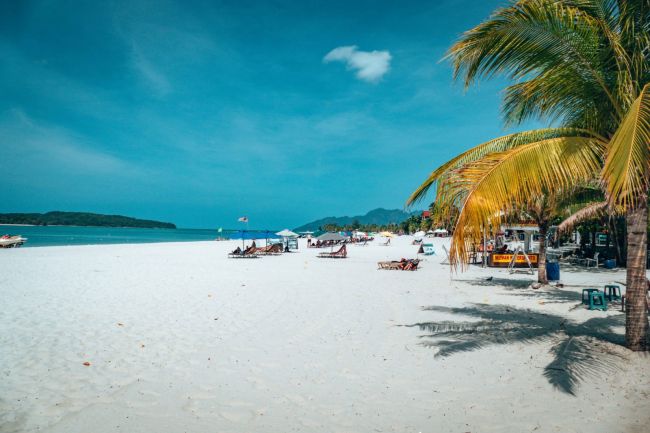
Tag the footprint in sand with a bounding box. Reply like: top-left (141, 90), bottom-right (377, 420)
top-left (218, 408), bottom-right (256, 423)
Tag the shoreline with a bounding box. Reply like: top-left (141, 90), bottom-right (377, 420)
top-left (9, 239), bottom-right (218, 250)
top-left (0, 224), bottom-right (179, 229)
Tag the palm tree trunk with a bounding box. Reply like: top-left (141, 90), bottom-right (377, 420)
top-left (625, 197), bottom-right (649, 351)
top-left (538, 221), bottom-right (549, 284)
top-left (610, 218), bottom-right (622, 266)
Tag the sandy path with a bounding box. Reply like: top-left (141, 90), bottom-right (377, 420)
top-left (1, 237), bottom-right (648, 433)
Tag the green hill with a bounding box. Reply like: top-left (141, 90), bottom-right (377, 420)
top-left (0, 211), bottom-right (176, 229)
top-left (294, 208), bottom-right (419, 232)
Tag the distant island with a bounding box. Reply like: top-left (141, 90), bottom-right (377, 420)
top-left (0, 211), bottom-right (176, 229)
top-left (294, 208), bottom-right (420, 232)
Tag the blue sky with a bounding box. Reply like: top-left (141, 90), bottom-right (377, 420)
top-left (1, 0), bottom-right (531, 229)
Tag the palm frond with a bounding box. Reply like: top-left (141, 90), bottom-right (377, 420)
top-left (602, 83), bottom-right (650, 209)
top-left (557, 201), bottom-right (609, 232)
top-left (544, 335), bottom-right (623, 395)
top-left (447, 136), bottom-right (606, 267)
top-left (446, 0), bottom-right (625, 120)
top-left (406, 128), bottom-right (595, 206)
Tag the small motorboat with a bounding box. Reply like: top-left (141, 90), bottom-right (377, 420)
top-left (0, 235), bottom-right (27, 248)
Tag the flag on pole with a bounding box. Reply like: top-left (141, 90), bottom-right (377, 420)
top-left (238, 216), bottom-right (248, 223)
top-left (217, 227), bottom-right (222, 233)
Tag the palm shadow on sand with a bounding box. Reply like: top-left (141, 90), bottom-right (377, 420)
top-left (455, 277), bottom-right (611, 304)
top-left (403, 303), bottom-right (629, 395)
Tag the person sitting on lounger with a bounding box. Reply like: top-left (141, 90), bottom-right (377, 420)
top-left (243, 241), bottom-right (256, 255)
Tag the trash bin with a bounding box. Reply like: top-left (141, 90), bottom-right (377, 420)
top-left (546, 262), bottom-right (560, 281)
top-left (604, 259), bottom-right (616, 269)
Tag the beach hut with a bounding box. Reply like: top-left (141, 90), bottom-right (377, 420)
top-left (433, 228), bottom-right (449, 237)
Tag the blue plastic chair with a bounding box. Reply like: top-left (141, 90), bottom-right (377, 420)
top-left (581, 288), bottom-right (600, 305)
top-left (588, 291), bottom-right (607, 311)
top-left (603, 284), bottom-right (621, 301)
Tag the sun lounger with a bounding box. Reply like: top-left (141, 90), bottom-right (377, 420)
top-left (255, 243), bottom-right (283, 255)
top-left (229, 251), bottom-right (260, 258)
top-left (377, 259), bottom-right (420, 270)
top-left (378, 261), bottom-right (403, 270)
top-left (228, 244), bottom-right (260, 259)
top-left (317, 244), bottom-right (347, 258)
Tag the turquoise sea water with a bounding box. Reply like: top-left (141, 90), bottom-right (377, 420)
top-left (0, 225), bottom-right (277, 248)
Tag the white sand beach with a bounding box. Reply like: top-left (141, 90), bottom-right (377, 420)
top-left (1, 237), bottom-right (648, 433)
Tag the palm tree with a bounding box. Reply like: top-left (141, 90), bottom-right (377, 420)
top-left (517, 187), bottom-right (605, 283)
top-left (408, 0), bottom-right (649, 350)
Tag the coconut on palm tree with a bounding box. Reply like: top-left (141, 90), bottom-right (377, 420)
top-left (408, 0), bottom-right (649, 350)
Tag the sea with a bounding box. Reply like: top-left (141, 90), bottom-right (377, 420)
top-left (0, 225), bottom-right (280, 248)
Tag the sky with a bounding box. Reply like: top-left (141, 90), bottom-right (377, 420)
top-left (0, 0), bottom-right (535, 229)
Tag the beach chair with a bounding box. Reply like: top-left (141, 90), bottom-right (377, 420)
top-left (228, 243), bottom-right (260, 259)
top-left (377, 260), bottom-right (403, 270)
top-left (228, 246), bottom-right (242, 256)
top-left (441, 245), bottom-right (451, 265)
top-left (377, 258), bottom-right (420, 271)
top-left (317, 244), bottom-right (347, 258)
top-left (380, 238), bottom-right (391, 246)
top-left (403, 259), bottom-right (420, 271)
top-left (584, 252), bottom-right (600, 268)
top-left (228, 250), bottom-right (260, 259)
top-left (256, 243), bottom-right (283, 256)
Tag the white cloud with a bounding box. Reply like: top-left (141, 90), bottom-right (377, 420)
top-left (323, 45), bottom-right (391, 82)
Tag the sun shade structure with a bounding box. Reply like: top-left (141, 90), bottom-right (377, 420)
top-left (276, 229), bottom-right (298, 237)
top-left (379, 231), bottom-right (395, 238)
top-left (316, 232), bottom-right (347, 242)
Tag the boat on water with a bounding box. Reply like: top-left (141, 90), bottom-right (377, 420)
top-left (0, 235), bottom-right (27, 248)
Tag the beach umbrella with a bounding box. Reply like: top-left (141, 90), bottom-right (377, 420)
top-left (275, 229), bottom-right (297, 251)
top-left (413, 230), bottom-right (426, 238)
top-left (317, 232), bottom-right (347, 242)
top-left (354, 231), bottom-right (367, 238)
top-left (316, 232), bottom-right (347, 253)
top-left (379, 231), bottom-right (395, 238)
top-left (229, 230), bottom-right (250, 250)
top-left (276, 229), bottom-right (298, 238)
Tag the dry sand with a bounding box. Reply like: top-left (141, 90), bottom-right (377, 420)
top-left (1, 236), bottom-right (648, 433)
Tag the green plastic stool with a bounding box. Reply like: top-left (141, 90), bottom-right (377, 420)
top-left (603, 284), bottom-right (621, 301)
top-left (582, 288), bottom-right (599, 305)
top-left (588, 291), bottom-right (607, 311)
